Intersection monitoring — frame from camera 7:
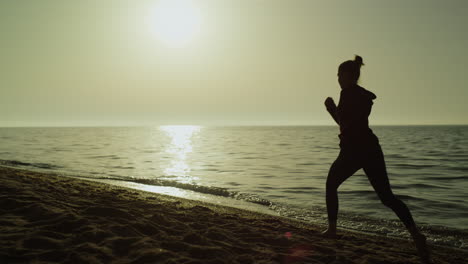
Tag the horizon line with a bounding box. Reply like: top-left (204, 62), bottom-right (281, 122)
top-left (1, 123), bottom-right (467, 128)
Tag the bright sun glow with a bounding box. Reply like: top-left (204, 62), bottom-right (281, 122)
top-left (153, 0), bottom-right (202, 47)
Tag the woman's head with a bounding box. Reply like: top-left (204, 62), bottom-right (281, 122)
top-left (338, 55), bottom-right (364, 89)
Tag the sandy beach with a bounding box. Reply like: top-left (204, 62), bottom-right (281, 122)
top-left (1, 166), bottom-right (467, 264)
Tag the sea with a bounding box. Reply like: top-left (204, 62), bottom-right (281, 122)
top-left (1, 125), bottom-right (467, 249)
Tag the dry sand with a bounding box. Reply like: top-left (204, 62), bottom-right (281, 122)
top-left (1, 166), bottom-right (467, 264)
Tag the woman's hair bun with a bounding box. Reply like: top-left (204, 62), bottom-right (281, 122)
top-left (354, 55), bottom-right (364, 67)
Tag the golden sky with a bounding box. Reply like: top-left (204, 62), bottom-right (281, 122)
top-left (1, 0), bottom-right (467, 126)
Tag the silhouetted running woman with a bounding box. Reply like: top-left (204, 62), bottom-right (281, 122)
top-left (323, 55), bottom-right (431, 263)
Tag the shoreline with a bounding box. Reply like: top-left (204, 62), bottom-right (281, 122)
top-left (1, 166), bottom-right (467, 263)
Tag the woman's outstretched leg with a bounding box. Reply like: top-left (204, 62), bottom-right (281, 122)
top-left (324, 151), bottom-right (360, 237)
top-left (363, 145), bottom-right (431, 263)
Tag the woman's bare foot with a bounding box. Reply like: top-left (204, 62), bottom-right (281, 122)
top-left (413, 233), bottom-right (431, 264)
top-left (321, 228), bottom-right (337, 238)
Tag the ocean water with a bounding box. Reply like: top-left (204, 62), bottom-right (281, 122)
top-left (1, 126), bottom-right (467, 249)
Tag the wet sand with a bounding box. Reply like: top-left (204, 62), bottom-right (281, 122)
top-left (1, 166), bottom-right (467, 264)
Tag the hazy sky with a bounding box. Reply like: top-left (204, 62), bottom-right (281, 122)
top-left (1, 0), bottom-right (467, 126)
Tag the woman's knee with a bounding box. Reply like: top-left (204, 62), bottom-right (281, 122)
top-left (326, 179), bottom-right (339, 194)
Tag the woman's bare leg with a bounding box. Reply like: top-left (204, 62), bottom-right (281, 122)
top-left (324, 150), bottom-right (360, 236)
top-left (363, 145), bottom-right (431, 263)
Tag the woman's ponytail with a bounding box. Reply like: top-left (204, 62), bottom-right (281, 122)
top-left (354, 55), bottom-right (364, 68)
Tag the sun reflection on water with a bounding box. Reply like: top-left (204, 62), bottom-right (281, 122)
top-left (159, 125), bottom-right (201, 183)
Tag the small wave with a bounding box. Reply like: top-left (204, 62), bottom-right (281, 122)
top-left (259, 175), bottom-right (274, 178)
top-left (72, 174), bottom-right (130, 181)
top-left (405, 183), bottom-right (450, 190)
top-left (447, 166), bottom-right (468, 172)
top-left (49, 147), bottom-right (69, 152)
top-left (386, 153), bottom-right (408, 159)
top-left (427, 175), bottom-right (468, 181)
top-left (283, 190), bottom-right (314, 194)
top-left (287, 186), bottom-right (319, 190)
top-left (391, 163), bottom-right (438, 169)
top-left (109, 166), bottom-right (135, 170)
top-left (199, 168), bottom-right (220, 172)
top-left (0, 159), bottom-right (62, 170)
top-left (296, 163), bottom-right (315, 166)
top-left (88, 155), bottom-right (121, 159)
top-left (74, 173), bottom-right (274, 207)
top-left (239, 157), bottom-right (261, 160)
top-left (446, 153), bottom-right (468, 159)
top-left (68, 173), bottom-right (235, 199)
top-left (394, 194), bottom-right (428, 202)
top-left (70, 143), bottom-right (85, 147)
top-left (132, 178), bottom-right (233, 197)
top-left (232, 192), bottom-right (272, 206)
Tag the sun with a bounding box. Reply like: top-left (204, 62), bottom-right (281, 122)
top-left (152, 0), bottom-right (202, 48)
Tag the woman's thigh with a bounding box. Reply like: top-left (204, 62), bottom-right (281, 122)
top-left (327, 150), bottom-right (362, 189)
top-left (362, 145), bottom-right (395, 198)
